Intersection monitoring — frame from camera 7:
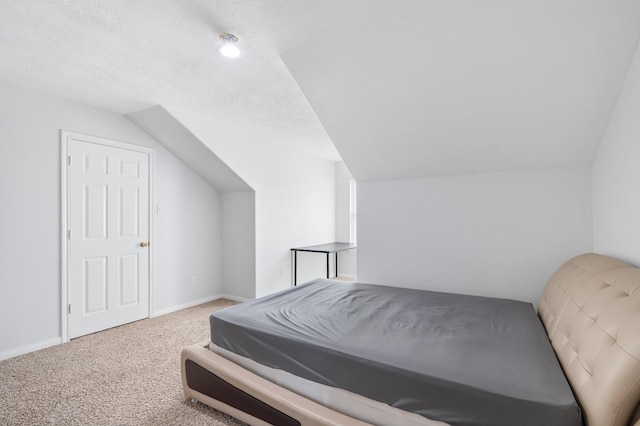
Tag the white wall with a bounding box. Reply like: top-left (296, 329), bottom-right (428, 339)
top-left (294, 251), bottom-right (334, 285)
top-left (334, 162), bottom-right (357, 278)
top-left (127, 106), bottom-right (257, 301)
top-left (357, 167), bottom-right (593, 304)
top-left (254, 147), bottom-right (335, 296)
top-left (171, 109), bottom-right (337, 297)
top-left (151, 156), bottom-right (223, 315)
top-left (335, 162), bottom-right (352, 242)
top-left (221, 192), bottom-right (256, 300)
top-left (291, 162), bottom-right (356, 285)
top-left (0, 83), bottom-right (224, 359)
top-left (593, 43), bottom-right (640, 266)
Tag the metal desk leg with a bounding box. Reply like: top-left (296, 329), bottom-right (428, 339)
top-left (326, 253), bottom-right (330, 279)
top-left (293, 250), bottom-right (297, 286)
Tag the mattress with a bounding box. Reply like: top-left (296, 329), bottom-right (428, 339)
top-left (209, 342), bottom-right (446, 425)
top-left (210, 279), bottom-right (582, 426)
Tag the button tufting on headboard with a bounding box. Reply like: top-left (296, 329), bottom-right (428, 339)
top-left (539, 253), bottom-right (640, 426)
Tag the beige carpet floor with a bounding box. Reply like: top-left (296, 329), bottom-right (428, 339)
top-left (0, 299), bottom-right (246, 425)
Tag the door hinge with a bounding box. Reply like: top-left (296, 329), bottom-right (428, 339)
top-left (68, 304), bottom-right (72, 314)
top-left (68, 155), bottom-right (71, 166)
top-left (68, 230), bottom-right (71, 240)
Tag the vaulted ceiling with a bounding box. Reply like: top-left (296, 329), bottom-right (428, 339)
top-left (1, 1), bottom-right (640, 182)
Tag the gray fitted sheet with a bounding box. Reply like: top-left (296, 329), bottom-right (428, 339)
top-left (210, 279), bottom-right (582, 426)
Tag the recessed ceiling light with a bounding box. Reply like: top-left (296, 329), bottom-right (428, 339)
top-left (218, 33), bottom-right (242, 59)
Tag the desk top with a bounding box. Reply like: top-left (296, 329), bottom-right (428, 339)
top-left (291, 242), bottom-right (356, 253)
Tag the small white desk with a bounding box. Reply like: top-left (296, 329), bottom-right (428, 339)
top-left (290, 242), bottom-right (356, 286)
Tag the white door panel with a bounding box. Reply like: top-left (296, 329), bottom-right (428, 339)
top-left (67, 137), bottom-right (150, 339)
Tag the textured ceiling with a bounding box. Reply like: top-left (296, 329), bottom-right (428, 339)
top-left (0, 0), bottom-right (340, 160)
top-left (1, 1), bottom-right (640, 180)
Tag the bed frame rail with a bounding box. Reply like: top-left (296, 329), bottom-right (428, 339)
top-left (181, 341), bottom-right (372, 426)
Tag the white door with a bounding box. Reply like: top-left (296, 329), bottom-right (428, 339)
top-left (66, 135), bottom-right (151, 339)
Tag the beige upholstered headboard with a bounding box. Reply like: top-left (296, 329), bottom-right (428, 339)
top-left (538, 253), bottom-right (640, 426)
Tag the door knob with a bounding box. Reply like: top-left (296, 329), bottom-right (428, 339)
top-left (140, 242), bottom-right (149, 247)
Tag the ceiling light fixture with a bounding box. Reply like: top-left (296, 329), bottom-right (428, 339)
top-left (218, 33), bottom-right (242, 59)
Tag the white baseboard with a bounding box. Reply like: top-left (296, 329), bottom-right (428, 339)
top-left (152, 295), bottom-right (222, 317)
top-left (337, 273), bottom-right (357, 279)
top-left (1, 295), bottom-right (253, 360)
top-left (152, 293), bottom-right (252, 317)
top-left (219, 293), bottom-right (252, 303)
top-left (0, 337), bottom-right (62, 361)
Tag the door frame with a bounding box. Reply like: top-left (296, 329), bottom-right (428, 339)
top-left (60, 130), bottom-right (154, 343)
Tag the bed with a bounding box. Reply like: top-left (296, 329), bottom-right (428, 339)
top-left (181, 253), bottom-right (640, 425)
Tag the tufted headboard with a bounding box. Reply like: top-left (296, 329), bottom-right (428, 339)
top-left (538, 253), bottom-right (640, 426)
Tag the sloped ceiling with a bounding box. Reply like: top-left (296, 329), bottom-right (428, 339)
top-left (127, 106), bottom-right (252, 192)
top-left (280, 1), bottom-right (640, 181)
top-left (1, 1), bottom-right (639, 182)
